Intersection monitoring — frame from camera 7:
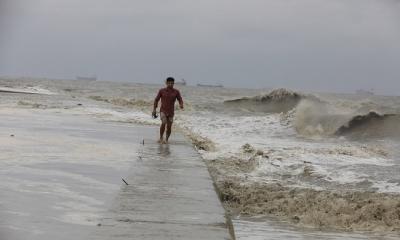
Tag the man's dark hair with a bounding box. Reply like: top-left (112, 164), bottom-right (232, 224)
top-left (166, 77), bottom-right (175, 82)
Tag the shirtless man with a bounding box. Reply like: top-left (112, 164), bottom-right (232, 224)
top-left (152, 77), bottom-right (184, 144)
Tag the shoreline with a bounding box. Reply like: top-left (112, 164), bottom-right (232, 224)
top-left (2, 77), bottom-right (400, 238)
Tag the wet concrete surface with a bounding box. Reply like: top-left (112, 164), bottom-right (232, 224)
top-left (0, 109), bottom-right (232, 240)
top-left (89, 132), bottom-right (232, 239)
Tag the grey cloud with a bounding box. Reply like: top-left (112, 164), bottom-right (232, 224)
top-left (0, 0), bottom-right (399, 94)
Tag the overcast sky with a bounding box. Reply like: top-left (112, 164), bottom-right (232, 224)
top-left (0, 0), bottom-right (399, 94)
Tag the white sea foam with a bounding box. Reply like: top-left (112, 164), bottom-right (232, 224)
top-left (371, 181), bottom-right (400, 193)
top-left (177, 113), bottom-right (294, 155)
top-left (175, 111), bottom-right (396, 193)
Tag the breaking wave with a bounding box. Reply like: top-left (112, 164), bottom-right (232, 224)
top-left (294, 99), bottom-right (348, 136)
top-left (335, 112), bottom-right (400, 139)
top-left (224, 88), bottom-right (306, 113)
top-left (294, 100), bottom-right (400, 139)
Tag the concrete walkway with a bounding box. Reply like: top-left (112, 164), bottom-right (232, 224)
top-left (0, 109), bottom-right (232, 240)
top-left (90, 131), bottom-right (233, 240)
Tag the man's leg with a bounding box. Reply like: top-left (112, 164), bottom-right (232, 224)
top-left (159, 123), bottom-right (166, 143)
top-left (158, 113), bottom-right (168, 143)
top-left (165, 121), bottom-right (173, 143)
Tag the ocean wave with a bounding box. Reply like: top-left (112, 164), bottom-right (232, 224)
top-left (224, 88), bottom-right (306, 113)
top-left (293, 99), bottom-right (400, 139)
top-left (335, 112), bottom-right (400, 139)
top-left (294, 99), bottom-right (347, 136)
top-left (177, 113), bottom-right (400, 231)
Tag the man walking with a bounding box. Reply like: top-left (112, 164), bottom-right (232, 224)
top-left (153, 77), bottom-right (184, 144)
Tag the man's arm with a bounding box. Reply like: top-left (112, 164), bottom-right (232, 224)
top-left (153, 90), bottom-right (161, 113)
top-left (177, 90), bottom-right (184, 109)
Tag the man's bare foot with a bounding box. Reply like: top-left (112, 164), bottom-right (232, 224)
top-left (158, 139), bottom-right (167, 144)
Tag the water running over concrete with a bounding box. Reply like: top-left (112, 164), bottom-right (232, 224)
top-left (0, 109), bottom-right (232, 240)
top-left (89, 131), bottom-right (232, 239)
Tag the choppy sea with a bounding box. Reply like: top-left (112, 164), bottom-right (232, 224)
top-left (1, 77), bottom-right (400, 239)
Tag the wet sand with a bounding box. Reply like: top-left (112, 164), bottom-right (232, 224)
top-left (0, 108), bottom-right (232, 240)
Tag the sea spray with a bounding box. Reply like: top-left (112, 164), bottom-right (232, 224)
top-left (294, 99), bottom-right (348, 136)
